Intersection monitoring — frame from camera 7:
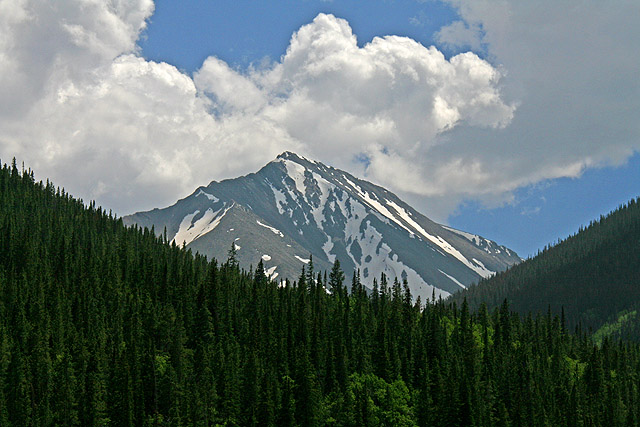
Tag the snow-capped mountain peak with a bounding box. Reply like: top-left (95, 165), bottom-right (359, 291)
top-left (124, 152), bottom-right (521, 300)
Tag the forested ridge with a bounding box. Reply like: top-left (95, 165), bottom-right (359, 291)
top-left (3, 160), bottom-right (640, 426)
top-left (451, 196), bottom-right (640, 334)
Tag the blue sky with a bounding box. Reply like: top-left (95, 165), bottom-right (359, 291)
top-left (1, 0), bottom-right (638, 259)
top-left (449, 154), bottom-right (640, 257)
top-left (140, 0), bottom-right (460, 73)
top-left (138, 0), bottom-right (639, 257)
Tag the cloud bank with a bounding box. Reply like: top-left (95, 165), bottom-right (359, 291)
top-left (0, 1), bottom-right (638, 221)
top-left (432, 0), bottom-right (640, 208)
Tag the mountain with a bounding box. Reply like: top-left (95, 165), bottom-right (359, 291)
top-left (124, 152), bottom-right (521, 300)
top-left (450, 197), bottom-right (640, 333)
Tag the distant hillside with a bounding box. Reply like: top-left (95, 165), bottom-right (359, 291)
top-left (450, 197), bottom-right (640, 333)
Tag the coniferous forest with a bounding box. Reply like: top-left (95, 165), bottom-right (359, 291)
top-left (4, 161), bottom-right (640, 426)
top-left (451, 197), bottom-right (640, 335)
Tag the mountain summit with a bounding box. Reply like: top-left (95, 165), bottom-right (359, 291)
top-left (124, 152), bottom-right (521, 299)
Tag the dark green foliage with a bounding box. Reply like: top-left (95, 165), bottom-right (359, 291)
top-left (452, 197), bottom-right (640, 334)
top-left (3, 162), bottom-right (640, 425)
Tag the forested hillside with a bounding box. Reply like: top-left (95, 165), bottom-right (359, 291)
top-left (451, 197), bottom-right (640, 334)
top-left (3, 160), bottom-right (640, 426)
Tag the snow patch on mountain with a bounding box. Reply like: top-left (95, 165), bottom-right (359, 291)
top-left (283, 159), bottom-right (307, 195)
top-left (268, 182), bottom-right (289, 216)
top-left (335, 191), bottom-right (368, 241)
top-left (309, 171), bottom-right (332, 229)
top-left (430, 233), bottom-right (492, 278)
top-left (382, 200), bottom-right (494, 278)
top-left (257, 220), bottom-right (284, 237)
top-left (343, 177), bottom-right (360, 192)
top-left (357, 221), bottom-right (449, 300)
top-left (442, 225), bottom-right (523, 261)
top-left (385, 200), bottom-right (428, 236)
top-left (472, 258), bottom-right (490, 274)
top-left (173, 210), bottom-right (200, 246)
top-left (196, 189), bottom-right (219, 202)
top-left (355, 190), bottom-right (402, 231)
top-left (357, 220), bottom-right (386, 272)
top-left (173, 205), bottom-right (231, 247)
top-left (322, 236), bottom-right (335, 263)
top-left (442, 225), bottom-right (479, 243)
top-left (295, 255), bottom-right (310, 264)
top-left (439, 269), bottom-right (466, 289)
top-left (266, 265), bottom-right (278, 280)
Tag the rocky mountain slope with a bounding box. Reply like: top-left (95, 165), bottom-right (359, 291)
top-left (124, 152), bottom-right (521, 300)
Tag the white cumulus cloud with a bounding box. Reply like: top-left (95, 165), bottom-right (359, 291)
top-left (196, 13), bottom-right (515, 193)
top-left (8, 2), bottom-right (634, 224)
top-left (421, 0), bottom-right (640, 219)
top-left (0, 5), bottom-right (515, 216)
